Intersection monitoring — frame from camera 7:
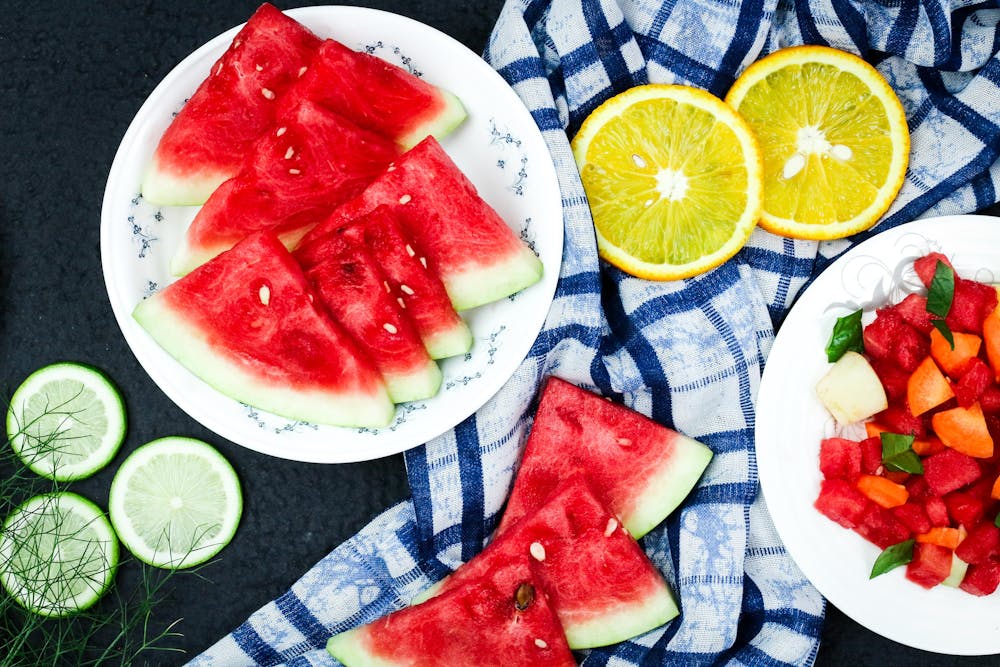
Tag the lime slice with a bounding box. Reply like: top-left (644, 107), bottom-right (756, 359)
top-left (0, 492), bottom-right (119, 617)
top-left (108, 437), bottom-right (242, 569)
top-left (6, 362), bottom-right (127, 481)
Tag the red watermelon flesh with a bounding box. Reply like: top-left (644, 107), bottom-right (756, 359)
top-left (497, 377), bottom-right (713, 539)
top-left (326, 560), bottom-right (575, 667)
top-left (172, 99), bottom-right (399, 275)
top-left (278, 38), bottom-right (466, 149)
top-left (132, 230), bottom-right (394, 427)
top-left (300, 136), bottom-right (543, 311)
top-left (423, 474), bottom-right (678, 649)
top-left (295, 231), bottom-right (441, 404)
top-left (299, 205), bottom-right (472, 360)
top-left (142, 4), bottom-right (321, 206)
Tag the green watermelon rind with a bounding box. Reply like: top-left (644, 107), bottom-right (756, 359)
top-left (446, 244), bottom-right (543, 312)
top-left (141, 155), bottom-right (230, 208)
top-left (383, 358), bottom-right (443, 404)
top-left (625, 433), bottom-right (714, 539)
top-left (171, 224), bottom-right (313, 277)
top-left (562, 585), bottom-right (678, 649)
top-left (397, 88), bottom-right (467, 151)
top-left (327, 628), bottom-right (399, 667)
top-left (423, 319), bottom-right (473, 359)
top-left (132, 295), bottom-right (395, 428)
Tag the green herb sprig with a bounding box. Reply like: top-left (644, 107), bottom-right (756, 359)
top-left (926, 260), bottom-right (956, 349)
top-left (826, 309), bottom-right (865, 362)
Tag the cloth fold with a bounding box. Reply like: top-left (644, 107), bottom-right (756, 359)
top-left (190, 1), bottom-right (1000, 665)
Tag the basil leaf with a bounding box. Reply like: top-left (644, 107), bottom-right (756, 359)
top-left (870, 539), bottom-right (915, 579)
top-left (881, 432), bottom-right (924, 474)
top-left (826, 309), bottom-right (865, 362)
top-left (926, 261), bottom-right (955, 318)
top-left (931, 319), bottom-right (955, 350)
top-left (995, 511), bottom-right (1000, 529)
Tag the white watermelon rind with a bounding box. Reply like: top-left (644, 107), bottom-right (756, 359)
top-left (624, 433), bottom-right (714, 539)
top-left (423, 319), bottom-right (473, 359)
top-left (132, 294), bottom-right (396, 428)
top-left (446, 244), bottom-right (543, 312)
top-left (328, 628), bottom-right (401, 667)
top-left (397, 88), bottom-right (468, 151)
top-left (383, 358), bottom-right (442, 404)
top-left (562, 583), bottom-right (678, 649)
top-left (140, 153), bottom-right (230, 208)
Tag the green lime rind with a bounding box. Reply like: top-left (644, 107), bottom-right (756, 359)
top-left (0, 491), bottom-right (119, 618)
top-left (6, 362), bottom-right (127, 482)
top-left (108, 437), bottom-right (242, 570)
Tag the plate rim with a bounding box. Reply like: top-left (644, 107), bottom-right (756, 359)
top-left (100, 5), bottom-right (563, 464)
top-left (757, 213), bottom-right (1000, 655)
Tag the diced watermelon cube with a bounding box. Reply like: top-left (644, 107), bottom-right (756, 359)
top-left (863, 309), bottom-right (928, 372)
top-left (906, 475), bottom-right (930, 500)
top-left (892, 502), bottom-right (932, 535)
top-left (905, 542), bottom-right (953, 588)
top-left (955, 358), bottom-right (993, 408)
top-left (947, 278), bottom-right (998, 335)
top-left (855, 502), bottom-right (912, 548)
top-left (955, 522), bottom-right (1000, 564)
top-left (814, 478), bottom-right (869, 529)
top-left (923, 448), bottom-right (982, 496)
top-left (959, 559), bottom-right (1000, 596)
top-left (875, 403), bottom-right (927, 438)
top-left (892, 293), bottom-right (934, 334)
top-left (859, 436), bottom-right (883, 475)
top-left (980, 387), bottom-right (1000, 414)
top-left (944, 490), bottom-right (986, 527)
top-left (913, 252), bottom-right (953, 288)
top-left (871, 358), bottom-right (910, 402)
top-left (924, 496), bottom-right (951, 527)
top-left (819, 438), bottom-right (863, 481)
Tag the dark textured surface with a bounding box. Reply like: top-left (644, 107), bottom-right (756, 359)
top-left (1, 1), bottom-right (997, 665)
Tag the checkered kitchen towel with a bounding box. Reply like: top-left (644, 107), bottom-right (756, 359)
top-left (191, 1), bottom-right (1000, 665)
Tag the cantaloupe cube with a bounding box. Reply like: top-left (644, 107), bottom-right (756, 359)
top-left (816, 351), bottom-right (889, 424)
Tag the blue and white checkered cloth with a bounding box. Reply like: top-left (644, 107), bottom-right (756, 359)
top-left (191, 1), bottom-right (1000, 665)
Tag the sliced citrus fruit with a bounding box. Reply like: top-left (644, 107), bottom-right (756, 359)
top-left (6, 362), bottom-right (127, 482)
top-left (0, 492), bottom-right (119, 617)
top-left (571, 84), bottom-right (762, 280)
top-left (108, 437), bottom-right (242, 570)
top-left (725, 45), bottom-right (910, 240)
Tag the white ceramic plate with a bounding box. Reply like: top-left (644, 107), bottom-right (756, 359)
top-left (101, 6), bottom-right (562, 463)
top-left (757, 215), bottom-right (1000, 655)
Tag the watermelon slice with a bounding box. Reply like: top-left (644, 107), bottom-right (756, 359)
top-left (141, 4), bottom-right (321, 206)
top-left (423, 475), bottom-right (678, 649)
top-left (133, 231), bottom-right (394, 427)
top-left (498, 377), bottom-right (713, 539)
top-left (326, 560), bottom-right (575, 667)
top-left (278, 38), bottom-right (466, 149)
top-left (295, 231), bottom-right (441, 403)
top-left (300, 137), bottom-right (543, 311)
top-left (172, 99), bottom-right (399, 275)
top-left (298, 205), bottom-right (472, 359)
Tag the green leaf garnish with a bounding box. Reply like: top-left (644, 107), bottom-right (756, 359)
top-left (931, 319), bottom-right (955, 350)
top-left (870, 539), bottom-right (915, 579)
top-left (995, 510), bottom-right (1000, 529)
top-left (926, 260), bottom-right (955, 318)
top-left (826, 309), bottom-right (865, 362)
top-left (881, 432), bottom-right (924, 474)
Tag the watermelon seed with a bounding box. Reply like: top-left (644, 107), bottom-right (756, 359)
top-left (397, 297), bottom-right (406, 309)
top-left (261, 87), bottom-right (275, 100)
top-left (276, 127), bottom-right (287, 137)
top-left (288, 168), bottom-right (301, 175)
top-left (258, 285), bottom-right (271, 306)
top-left (529, 541), bottom-right (546, 562)
top-left (383, 323), bottom-right (398, 334)
top-left (400, 284), bottom-right (415, 295)
top-left (399, 194), bottom-right (412, 204)
top-left (534, 638), bottom-right (548, 649)
top-left (616, 437), bottom-right (632, 447)
top-left (284, 147), bottom-right (295, 160)
top-left (298, 66), bottom-right (308, 77)
top-left (387, 165), bottom-right (397, 172)
top-left (419, 257), bottom-right (427, 268)
top-left (214, 62), bottom-right (223, 76)
top-left (255, 64), bottom-right (263, 72)
top-left (383, 280), bottom-right (391, 293)
top-left (405, 244), bottom-right (415, 257)
top-left (514, 582), bottom-right (535, 610)
top-left (604, 517), bottom-right (619, 537)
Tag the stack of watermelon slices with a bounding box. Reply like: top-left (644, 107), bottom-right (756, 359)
top-left (132, 4), bottom-right (544, 425)
top-left (327, 377), bottom-right (714, 665)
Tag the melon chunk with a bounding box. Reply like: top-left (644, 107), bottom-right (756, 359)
top-left (301, 137), bottom-right (543, 311)
top-left (423, 475), bottom-right (678, 649)
top-left (816, 351), bottom-right (889, 424)
top-left (133, 231), bottom-right (394, 427)
top-left (142, 3), bottom-right (322, 206)
top-left (497, 377), bottom-right (713, 539)
top-left (327, 561), bottom-right (575, 667)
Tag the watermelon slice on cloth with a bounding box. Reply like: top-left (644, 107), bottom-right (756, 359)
top-left (294, 231), bottom-right (442, 404)
top-left (133, 231), bottom-right (394, 428)
top-left (326, 561), bottom-right (575, 667)
top-left (422, 475), bottom-right (678, 649)
top-left (301, 136), bottom-right (543, 311)
top-left (172, 99), bottom-right (399, 275)
top-left (498, 377), bottom-right (714, 538)
top-left (298, 205), bottom-right (472, 359)
top-left (141, 3), bottom-right (321, 206)
top-left (278, 38), bottom-right (466, 149)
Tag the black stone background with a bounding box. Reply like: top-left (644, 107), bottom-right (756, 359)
top-left (1, 1), bottom-right (997, 665)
